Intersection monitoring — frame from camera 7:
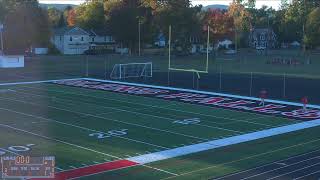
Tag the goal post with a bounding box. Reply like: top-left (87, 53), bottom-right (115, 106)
top-left (168, 25), bottom-right (210, 75)
top-left (110, 62), bottom-right (153, 79)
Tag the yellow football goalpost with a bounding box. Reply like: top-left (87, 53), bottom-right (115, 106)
top-left (168, 25), bottom-right (210, 79)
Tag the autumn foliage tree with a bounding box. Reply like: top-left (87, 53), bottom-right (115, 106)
top-left (228, 1), bottom-right (252, 49)
top-left (205, 9), bottom-right (233, 43)
top-left (3, 0), bottom-right (50, 53)
top-left (67, 9), bottom-right (76, 27)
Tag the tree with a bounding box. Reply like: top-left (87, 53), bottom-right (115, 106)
top-left (105, 0), bottom-right (140, 53)
top-left (280, 0), bottom-right (289, 9)
top-left (3, 1), bottom-right (51, 52)
top-left (76, 1), bottom-right (105, 30)
top-left (57, 13), bottom-right (66, 27)
top-left (47, 7), bottom-right (62, 27)
top-left (244, 0), bottom-right (256, 9)
top-left (305, 7), bottom-right (320, 48)
top-left (67, 9), bottom-right (76, 27)
top-left (228, 1), bottom-right (252, 49)
top-left (148, 0), bottom-right (203, 50)
top-left (205, 9), bottom-right (233, 43)
top-left (0, 0), bottom-right (21, 22)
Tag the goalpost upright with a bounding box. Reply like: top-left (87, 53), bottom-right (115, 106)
top-left (167, 25), bottom-right (210, 78)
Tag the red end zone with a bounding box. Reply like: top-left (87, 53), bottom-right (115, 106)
top-left (32, 160), bottom-right (139, 180)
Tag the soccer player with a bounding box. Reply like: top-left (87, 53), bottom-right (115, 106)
top-left (259, 89), bottom-right (267, 107)
top-left (301, 96), bottom-right (308, 112)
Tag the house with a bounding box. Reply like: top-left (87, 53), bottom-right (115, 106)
top-left (87, 29), bottom-right (115, 51)
top-left (290, 41), bottom-right (301, 49)
top-left (51, 26), bottom-right (115, 55)
top-left (249, 28), bottom-right (277, 50)
top-left (217, 39), bottom-right (233, 49)
top-left (154, 33), bottom-right (166, 47)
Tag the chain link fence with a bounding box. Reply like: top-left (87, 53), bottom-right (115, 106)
top-left (0, 52), bottom-right (319, 104)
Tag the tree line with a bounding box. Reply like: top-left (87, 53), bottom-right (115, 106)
top-left (0, 0), bottom-right (319, 53)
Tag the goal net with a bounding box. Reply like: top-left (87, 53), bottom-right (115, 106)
top-left (110, 62), bottom-right (153, 79)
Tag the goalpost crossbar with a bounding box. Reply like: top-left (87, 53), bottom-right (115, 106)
top-left (167, 25), bottom-right (210, 77)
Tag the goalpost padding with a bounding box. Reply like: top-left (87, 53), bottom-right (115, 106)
top-left (110, 62), bottom-right (153, 79)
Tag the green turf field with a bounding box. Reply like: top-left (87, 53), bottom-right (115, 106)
top-left (0, 80), bottom-right (319, 179)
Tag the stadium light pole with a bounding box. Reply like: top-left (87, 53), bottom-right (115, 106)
top-left (168, 25), bottom-right (171, 69)
top-left (302, 0), bottom-right (306, 53)
top-left (167, 25), bottom-right (172, 86)
top-left (138, 19), bottom-right (141, 56)
top-left (0, 23), bottom-right (4, 53)
top-left (206, 25), bottom-right (210, 72)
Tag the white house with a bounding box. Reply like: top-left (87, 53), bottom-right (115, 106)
top-left (217, 39), bottom-right (233, 49)
top-left (154, 33), bottom-right (166, 47)
top-left (51, 26), bottom-right (115, 55)
top-left (249, 28), bottom-right (277, 49)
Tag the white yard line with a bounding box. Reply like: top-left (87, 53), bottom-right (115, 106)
top-left (142, 165), bottom-right (179, 176)
top-left (84, 78), bottom-right (320, 109)
top-left (0, 123), bottom-right (121, 160)
top-left (0, 78), bottom-right (83, 86)
top-left (215, 148), bottom-right (320, 180)
top-left (55, 167), bottom-right (64, 171)
top-left (267, 162), bottom-right (320, 180)
top-left (127, 119), bottom-right (320, 164)
top-left (13, 89), bottom-right (247, 134)
top-left (293, 169), bottom-right (320, 180)
top-left (0, 107), bottom-right (169, 150)
top-left (161, 138), bottom-right (320, 180)
top-left (0, 96), bottom-right (207, 141)
top-left (0, 147), bottom-right (21, 156)
top-left (20, 85), bottom-right (278, 127)
top-left (240, 156), bottom-right (320, 180)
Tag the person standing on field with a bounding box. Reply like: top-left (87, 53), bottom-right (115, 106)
top-left (301, 96), bottom-right (308, 112)
top-left (259, 89), bottom-right (267, 107)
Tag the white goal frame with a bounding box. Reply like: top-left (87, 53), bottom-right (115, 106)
top-left (110, 62), bottom-right (153, 79)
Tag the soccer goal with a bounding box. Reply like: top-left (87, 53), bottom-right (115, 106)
top-left (110, 62), bottom-right (153, 79)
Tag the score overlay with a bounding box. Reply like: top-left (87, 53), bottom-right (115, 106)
top-left (1, 156), bottom-right (55, 179)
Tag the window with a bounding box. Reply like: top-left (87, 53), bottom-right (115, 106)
top-left (92, 37), bottom-right (95, 42)
top-left (70, 36), bottom-right (73, 41)
top-left (60, 36), bottom-right (62, 41)
top-left (81, 37), bottom-right (84, 41)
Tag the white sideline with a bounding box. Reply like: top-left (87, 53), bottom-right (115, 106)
top-left (83, 78), bottom-right (320, 109)
top-left (0, 78), bottom-right (83, 86)
top-left (127, 119), bottom-right (320, 164)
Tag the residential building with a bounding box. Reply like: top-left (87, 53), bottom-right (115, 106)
top-left (249, 28), bottom-right (277, 49)
top-left (51, 26), bottom-right (115, 55)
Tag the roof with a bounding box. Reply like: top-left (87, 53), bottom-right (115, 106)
top-left (251, 28), bottom-right (274, 34)
top-left (53, 26), bottom-right (89, 36)
top-left (53, 26), bottom-right (112, 37)
top-left (87, 28), bottom-right (112, 36)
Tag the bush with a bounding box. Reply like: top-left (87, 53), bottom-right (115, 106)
top-left (48, 43), bottom-right (61, 55)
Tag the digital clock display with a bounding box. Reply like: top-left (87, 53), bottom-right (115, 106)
top-left (1, 156), bottom-right (55, 178)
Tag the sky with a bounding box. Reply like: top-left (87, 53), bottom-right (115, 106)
top-left (39, 0), bottom-right (282, 9)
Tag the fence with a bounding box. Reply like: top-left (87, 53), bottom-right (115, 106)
top-left (0, 53), bottom-right (319, 104)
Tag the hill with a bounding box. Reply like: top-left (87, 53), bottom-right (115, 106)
top-left (203, 4), bottom-right (228, 10)
top-left (40, 3), bottom-right (77, 11)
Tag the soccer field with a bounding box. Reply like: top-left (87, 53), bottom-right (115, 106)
top-left (1, 78), bottom-right (320, 180)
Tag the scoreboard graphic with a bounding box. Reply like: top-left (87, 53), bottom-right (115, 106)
top-left (1, 156), bottom-right (55, 179)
